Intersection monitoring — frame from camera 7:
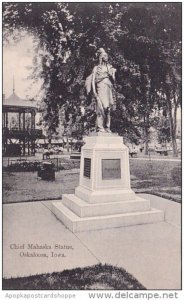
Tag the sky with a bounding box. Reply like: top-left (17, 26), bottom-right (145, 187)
top-left (3, 34), bottom-right (42, 100)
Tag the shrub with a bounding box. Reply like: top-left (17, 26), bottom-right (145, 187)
top-left (171, 166), bottom-right (182, 185)
top-left (4, 161), bottom-right (41, 172)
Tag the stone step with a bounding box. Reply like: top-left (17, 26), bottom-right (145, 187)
top-left (52, 201), bottom-right (164, 233)
top-left (75, 186), bottom-right (136, 203)
top-left (62, 194), bottom-right (151, 218)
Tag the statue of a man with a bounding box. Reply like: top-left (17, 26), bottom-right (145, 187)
top-left (91, 48), bottom-right (116, 132)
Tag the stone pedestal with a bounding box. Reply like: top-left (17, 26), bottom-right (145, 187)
top-left (52, 133), bottom-right (164, 232)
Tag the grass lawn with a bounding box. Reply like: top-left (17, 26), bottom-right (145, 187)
top-left (2, 264), bottom-right (146, 290)
top-left (129, 159), bottom-right (181, 203)
top-left (3, 158), bottom-right (181, 204)
top-left (3, 169), bottom-right (79, 203)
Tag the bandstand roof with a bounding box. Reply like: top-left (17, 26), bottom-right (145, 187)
top-left (3, 92), bottom-right (37, 112)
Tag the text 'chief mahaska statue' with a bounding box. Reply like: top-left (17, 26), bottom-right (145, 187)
top-left (86, 48), bottom-right (116, 133)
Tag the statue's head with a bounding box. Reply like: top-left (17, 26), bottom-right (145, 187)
top-left (96, 48), bottom-right (108, 63)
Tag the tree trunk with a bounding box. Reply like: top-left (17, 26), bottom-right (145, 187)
top-left (66, 136), bottom-right (69, 152)
top-left (172, 138), bottom-right (178, 157)
top-left (144, 114), bottom-right (149, 155)
top-left (166, 92), bottom-right (178, 157)
top-left (48, 137), bottom-right (52, 150)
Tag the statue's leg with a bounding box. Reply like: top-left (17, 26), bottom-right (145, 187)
top-left (96, 101), bottom-right (105, 132)
top-left (105, 107), bottom-right (111, 133)
top-left (97, 113), bottom-right (105, 132)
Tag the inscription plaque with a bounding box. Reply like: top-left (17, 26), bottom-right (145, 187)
top-left (102, 159), bottom-right (121, 180)
top-left (83, 158), bottom-right (91, 178)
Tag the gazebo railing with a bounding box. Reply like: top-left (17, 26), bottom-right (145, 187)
top-left (3, 128), bottom-right (43, 139)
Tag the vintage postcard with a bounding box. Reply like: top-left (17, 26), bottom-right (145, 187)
top-left (2, 1), bottom-right (182, 299)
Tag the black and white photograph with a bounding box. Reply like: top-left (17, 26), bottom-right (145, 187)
top-left (2, 1), bottom-right (182, 296)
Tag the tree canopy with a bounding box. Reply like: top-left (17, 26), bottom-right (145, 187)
top-left (3, 2), bottom-right (181, 154)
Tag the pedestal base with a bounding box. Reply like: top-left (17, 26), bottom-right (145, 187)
top-left (51, 133), bottom-right (164, 232)
top-left (52, 195), bottom-right (164, 232)
top-left (75, 185), bottom-right (136, 203)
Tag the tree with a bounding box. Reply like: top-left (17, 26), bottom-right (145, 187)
top-left (3, 2), bottom-right (181, 154)
top-left (162, 45), bottom-right (181, 156)
top-left (111, 3), bottom-right (181, 155)
top-left (154, 116), bottom-right (171, 146)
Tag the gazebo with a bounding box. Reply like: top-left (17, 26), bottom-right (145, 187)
top-left (3, 92), bottom-right (42, 156)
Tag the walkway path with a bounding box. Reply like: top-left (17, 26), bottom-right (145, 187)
top-left (3, 194), bottom-right (181, 289)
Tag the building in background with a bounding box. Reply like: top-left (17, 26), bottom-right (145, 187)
top-left (2, 92), bottom-right (42, 156)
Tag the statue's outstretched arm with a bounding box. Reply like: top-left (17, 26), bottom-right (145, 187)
top-left (112, 68), bottom-right (116, 81)
top-left (108, 67), bottom-right (116, 84)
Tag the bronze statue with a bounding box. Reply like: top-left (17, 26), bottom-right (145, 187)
top-left (86, 48), bottom-right (116, 132)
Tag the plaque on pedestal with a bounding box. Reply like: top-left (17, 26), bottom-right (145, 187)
top-left (83, 158), bottom-right (91, 178)
top-left (102, 159), bottom-right (121, 180)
